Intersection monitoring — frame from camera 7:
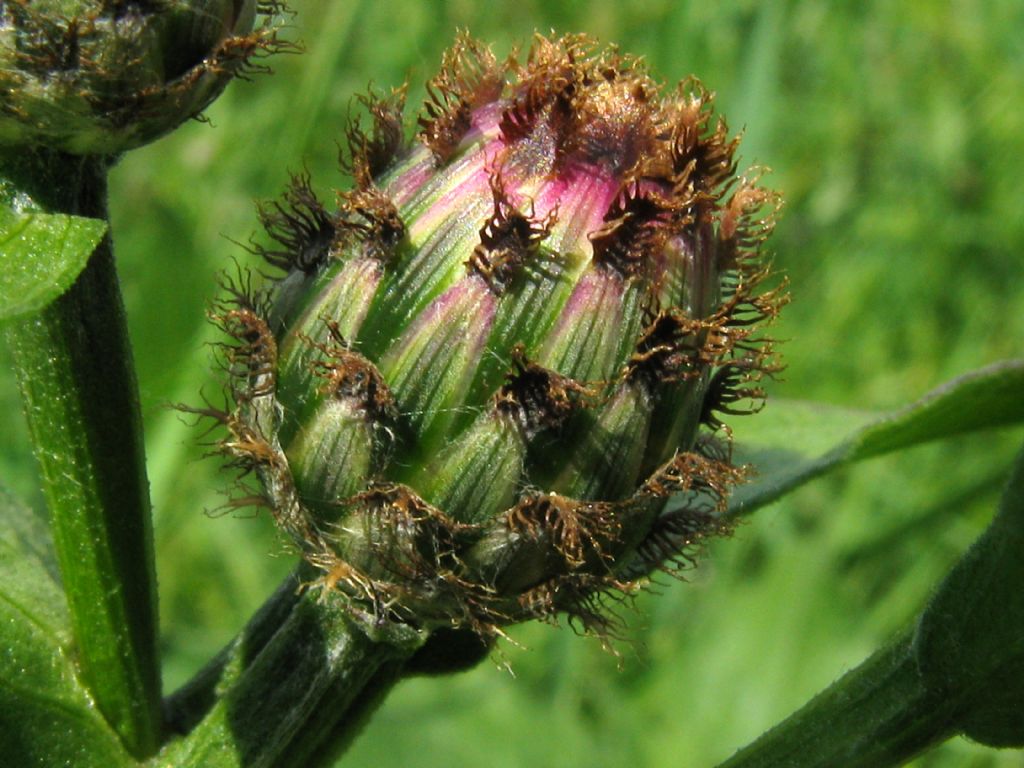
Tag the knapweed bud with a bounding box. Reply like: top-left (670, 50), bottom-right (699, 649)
top-left (0, 0), bottom-right (289, 154)
top-left (209, 34), bottom-right (785, 639)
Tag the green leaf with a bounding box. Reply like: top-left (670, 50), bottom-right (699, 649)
top-left (716, 443), bottom-right (1024, 768)
top-left (0, 487), bottom-right (133, 767)
top-left (914, 443), bottom-right (1024, 747)
top-left (716, 633), bottom-right (958, 768)
top-left (0, 207), bottom-right (107, 322)
top-left (724, 360), bottom-right (1024, 518)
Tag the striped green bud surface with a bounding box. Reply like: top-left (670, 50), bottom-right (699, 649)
top-left (210, 34), bottom-right (785, 637)
top-left (0, 1), bottom-right (288, 154)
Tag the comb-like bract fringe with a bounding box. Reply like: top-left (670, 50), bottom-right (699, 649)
top-left (202, 32), bottom-right (785, 641)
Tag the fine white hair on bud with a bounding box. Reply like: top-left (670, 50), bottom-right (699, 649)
top-left (197, 32), bottom-right (786, 640)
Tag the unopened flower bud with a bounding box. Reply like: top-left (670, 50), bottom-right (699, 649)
top-left (207, 33), bottom-right (786, 639)
top-left (0, 0), bottom-right (289, 154)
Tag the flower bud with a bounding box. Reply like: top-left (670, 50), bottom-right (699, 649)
top-left (0, 0), bottom-right (288, 154)
top-left (208, 34), bottom-right (785, 638)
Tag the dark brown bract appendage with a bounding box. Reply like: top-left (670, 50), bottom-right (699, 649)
top-left (199, 32), bottom-right (786, 642)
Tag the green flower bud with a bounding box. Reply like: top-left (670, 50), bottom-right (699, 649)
top-left (0, 0), bottom-right (289, 154)
top-left (206, 34), bottom-right (786, 639)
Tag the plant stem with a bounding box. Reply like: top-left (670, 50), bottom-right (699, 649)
top-left (2, 148), bottom-right (162, 757)
top-left (717, 632), bottom-right (959, 768)
top-left (163, 573), bottom-right (306, 736)
top-left (267, 650), bottom-right (408, 768)
top-left (164, 571), bottom-right (491, 768)
top-left (158, 583), bottom-right (423, 768)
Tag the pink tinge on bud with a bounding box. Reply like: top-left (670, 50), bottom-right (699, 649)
top-left (209, 32), bottom-right (785, 639)
top-left (529, 163), bottom-right (623, 259)
top-left (539, 265), bottom-right (644, 384)
top-left (384, 101), bottom-right (505, 212)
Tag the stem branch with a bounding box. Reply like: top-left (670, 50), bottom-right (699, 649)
top-left (160, 579), bottom-right (422, 768)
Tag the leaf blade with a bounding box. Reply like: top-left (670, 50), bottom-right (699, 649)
top-left (913, 442), bottom-right (1024, 747)
top-left (0, 488), bottom-right (133, 767)
top-left (0, 207), bottom-right (107, 322)
top-left (724, 360), bottom-right (1024, 518)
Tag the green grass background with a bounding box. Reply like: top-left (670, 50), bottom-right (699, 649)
top-left (3, 0), bottom-right (1024, 765)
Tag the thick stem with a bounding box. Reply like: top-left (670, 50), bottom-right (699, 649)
top-left (717, 632), bottom-right (959, 768)
top-left (164, 573), bottom-right (305, 736)
top-left (2, 149), bottom-right (161, 757)
top-left (274, 655), bottom-right (407, 768)
top-left (165, 572), bottom-right (490, 768)
top-left (158, 584), bottom-right (422, 768)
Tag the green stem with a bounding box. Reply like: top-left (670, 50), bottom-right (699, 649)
top-left (717, 632), bottom-right (958, 768)
top-left (1, 149), bottom-right (161, 757)
top-left (164, 573), bottom-right (305, 736)
top-left (158, 584), bottom-right (422, 768)
top-left (274, 654), bottom-right (407, 768)
top-left (164, 572), bottom-right (490, 767)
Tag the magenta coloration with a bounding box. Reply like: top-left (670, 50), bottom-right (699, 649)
top-left (203, 33), bottom-right (785, 639)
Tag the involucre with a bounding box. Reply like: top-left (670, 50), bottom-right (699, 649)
top-left (0, 0), bottom-right (290, 154)
top-left (206, 34), bottom-right (785, 641)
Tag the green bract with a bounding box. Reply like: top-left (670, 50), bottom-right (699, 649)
top-left (209, 34), bottom-right (785, 637)
top-left (0, 0), bottom-right (287, 154)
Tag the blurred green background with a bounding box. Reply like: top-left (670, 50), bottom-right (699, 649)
top-left (3, 0), bottom-right (1024, 765)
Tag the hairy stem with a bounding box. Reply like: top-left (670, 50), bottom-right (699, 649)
top-left (718, 632), bottom-right (958, 768)
top-left (163, 573), bottom-right (306, 736)
top-left (159, 581), bottom-right (423, 768)
top-left (1, 148), bottom-right (161, 757)
top-left (164, 570), bottom-right (492, 767)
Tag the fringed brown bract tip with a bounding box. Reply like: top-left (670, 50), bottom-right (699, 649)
top-left (418, 31), bottom-right (507, 162)
top-left (466, 174), bottom-right (557, 291)
top-left (494, 345), bottom-right (592, 437)
top-left (255, 172), bottom-right (336, 274)
top-left (194, 31), bottom-right (786, 645)
top-left (342, 85), bottom-right (408, 187)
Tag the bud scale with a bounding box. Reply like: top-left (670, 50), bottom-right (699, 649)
top-left (201, 33), bottom-right (786, 640)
